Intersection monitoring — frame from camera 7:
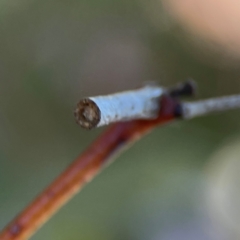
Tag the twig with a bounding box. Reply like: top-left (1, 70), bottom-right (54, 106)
top-left (74, 81), bottom-right (195, 129)
top-left (74, 85), bottom-right (165, 129)
top-left (0, 91), bottom-right (181, 240)
top-left (2, 82), bottom-right (240, 240)
top-left (182, 95), bottom-right (240, 119)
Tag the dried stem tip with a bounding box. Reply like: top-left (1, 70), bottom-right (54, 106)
top-left (75, 86), bottom-right (165, 129)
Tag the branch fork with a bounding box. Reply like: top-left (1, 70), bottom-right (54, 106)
top-left (1, 80), bottom-right (240, 240)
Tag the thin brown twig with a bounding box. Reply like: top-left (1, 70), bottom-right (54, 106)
top-left (2, 81), bottom-right (240, 240)
top-left (0, 93), bottom-right (180, 240)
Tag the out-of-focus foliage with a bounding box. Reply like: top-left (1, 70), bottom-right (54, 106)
top-left (1, 0), bottom-right (240, 239)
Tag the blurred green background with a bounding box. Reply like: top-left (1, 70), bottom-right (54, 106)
top-left (1, 0), bottom-right (240, 239)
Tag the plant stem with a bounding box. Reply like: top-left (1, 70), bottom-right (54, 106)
top-left (0, 95), bottom-right (179, 240)
top-left (182, 95), bottom-right (240, 119)
top-left (75, 85), bottom-right (165, 129)
top-left (2, 81), bottom-right (240, 240)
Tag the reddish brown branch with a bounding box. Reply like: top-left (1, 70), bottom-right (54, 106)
top-left (0, 95), bottom-right (180, 240)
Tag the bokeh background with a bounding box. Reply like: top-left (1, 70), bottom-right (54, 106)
top-left (1, 0), bottom-right (240, 239)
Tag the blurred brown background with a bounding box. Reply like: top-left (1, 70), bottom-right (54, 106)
top-left (1, 0), bottom-right (240, 239)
